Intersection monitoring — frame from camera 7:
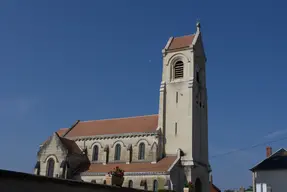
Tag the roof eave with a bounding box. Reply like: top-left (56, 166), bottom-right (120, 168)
top-left (81, 171), bottom-right (170, 176)
top-left (162, 37), bottom-right (174, 56)
top-left (165, 46), bottom-right (194, 54)
top-left (249, 148), bottom-right (287, 171)
top-left (69, 131), bottom-right (158, 141)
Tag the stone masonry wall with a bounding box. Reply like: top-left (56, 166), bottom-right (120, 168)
top-left (75, 135), bottom-right (159, 163)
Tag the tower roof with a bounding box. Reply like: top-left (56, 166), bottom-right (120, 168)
top-left (167, 34), bottom-right (195, 50)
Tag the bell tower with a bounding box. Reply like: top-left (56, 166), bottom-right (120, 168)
top-left (158, 22), bottom-right (210, 192)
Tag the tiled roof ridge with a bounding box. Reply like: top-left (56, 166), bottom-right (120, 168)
top-left (175, 33), bottom-right (195, 38)
top-left (80, 114), bottom-right (158, 123)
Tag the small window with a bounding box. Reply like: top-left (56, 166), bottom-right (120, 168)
top-left (129, 148), bottom-right (133, 163)
top-left (138, 143), bottom-right (145, 160)
top-left (128, 180), bottom-right (133, 188)
top-left (106, 150), bottom-right (109, 163)
top-left (175, 122), bottom-right (178, 136)
top-left (62, 164), bottom-right (66, 178)
top-left (176, 92), bottom-right (178, 103)
top-left (196, 71), bottom-right (200, 83)
top-left (174, 61), bottom-right (184, 79)
top-left (114, 144), bottom-right (121, 161)
top-left (92, 145), bottom-right (99, 161)
top-left (36, 168), bottom-right (40, 175)
top-left (103, 180), bottom-right (106, 184)
top-left (153, 180), bottom-right (158, 192)
top-left (144, 182), bottom-right (148, 190)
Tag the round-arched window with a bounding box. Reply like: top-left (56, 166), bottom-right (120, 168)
top-left (174, 61), bottom-right (184, 79)
top-left (46, 158), bottom-right (55, 177)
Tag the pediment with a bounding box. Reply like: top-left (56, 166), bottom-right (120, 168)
top-left (37, 132), bottom-right (68, 159)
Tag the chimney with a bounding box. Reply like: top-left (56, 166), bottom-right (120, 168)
top-left (266, 146), bottom-right (272, 157)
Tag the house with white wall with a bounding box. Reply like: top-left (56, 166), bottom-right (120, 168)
top-left (250, 146), bottom-right (287, 192)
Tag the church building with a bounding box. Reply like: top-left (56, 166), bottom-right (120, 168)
top-left (35, 22), bottom-right (211, 192)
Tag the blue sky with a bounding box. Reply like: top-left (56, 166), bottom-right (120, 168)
top-left (0, 0), bottom-right (285, 190)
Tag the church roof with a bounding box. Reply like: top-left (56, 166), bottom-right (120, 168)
top-left (167, 34), bottom-right (195, 50)
top-left (64, 114), bottom-right (158, 138)
top-left (57, 128), bottom-right (69, 136)
top-left (83, 156), bottom-right (177, 174)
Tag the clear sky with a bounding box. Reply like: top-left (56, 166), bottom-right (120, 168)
top-left (0, 0), bottom-right (285, 190)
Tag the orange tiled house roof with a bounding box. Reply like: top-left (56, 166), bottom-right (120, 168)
top-left (82, 156), bottom-right (177, 175)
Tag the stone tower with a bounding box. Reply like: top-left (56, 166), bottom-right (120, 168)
top-left (158, 22), bottom-right (210, 192)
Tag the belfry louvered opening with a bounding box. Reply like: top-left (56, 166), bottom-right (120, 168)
top-left (174, 61), bottom-right (184, 79)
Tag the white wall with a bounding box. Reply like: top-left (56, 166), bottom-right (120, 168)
top-left (255, 170), bottom-right (287, 192)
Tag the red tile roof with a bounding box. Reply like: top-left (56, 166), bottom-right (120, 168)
top-left (57, 128), bottom-right (69, 136)
top-left (41, 128), bottom-right (69, 145)
top-left (86, 156), bottom-right (177, 173)
top-left (211, 184), bottom-right (221, 192)
top-left (167, 34), bottom-right (195, 50)
top-left (65, 114), bottom-right (158, 138)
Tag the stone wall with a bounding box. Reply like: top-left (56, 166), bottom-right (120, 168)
top-left (75, 135), bottom-right (159, 164)
top-left (0, 169), bottom-right (149, 192)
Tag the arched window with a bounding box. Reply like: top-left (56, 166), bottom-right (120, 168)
top-left (103, 180), bottom-right (107, 184)
top-left (144, 182), bottom-right (148, 190)
top-left (138, 143), bottom-right (145, 160)
top-left (62, 164), bottom-right (66, 178)
top-left (128, 180), bottom-right (133, 188)
top-left (174, 61), bottom-right (184, 79)
top-left (153, 180), bottom-right (158, 192)
top-left (195, 178), bottom-right (202, 192)
top-left (92, 145), bottom-right (99, 161)
top-left (46, 158), bottom-right (55, 177)
top-left (36, 168), bottom-right (40, 175)
top-left (129, 148), bottom-right (133, 163)
top-left (106, 150), bottom-right (109, 163)
top-left (114, 144), bottom-right (121, 161)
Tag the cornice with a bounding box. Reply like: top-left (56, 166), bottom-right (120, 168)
top-left (81, 171), bottom-right (169, 176)
top-left (67, 132), bottom-right (159, 142)
top-left (165, 46), bottom-right (194, 54)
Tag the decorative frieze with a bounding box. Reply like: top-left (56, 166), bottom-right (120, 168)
top-left (69, 132), bottom-right (157, 142)
top-left (81, 171), bottom-right (170, 176)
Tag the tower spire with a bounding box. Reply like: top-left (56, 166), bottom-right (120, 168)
top-left (196, 20), bottom-right (201, 32)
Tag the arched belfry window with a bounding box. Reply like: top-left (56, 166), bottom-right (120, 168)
top-left (92, 145), bottom-right (99, 161)
top-left (138, 143), bottom-right (145, 160)
top-left (174, 61), bottom-right (184, 79)
top-left (114, 144), bottom-right (121, 160)
top-left (46, 158), bottom-right (55, 177)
